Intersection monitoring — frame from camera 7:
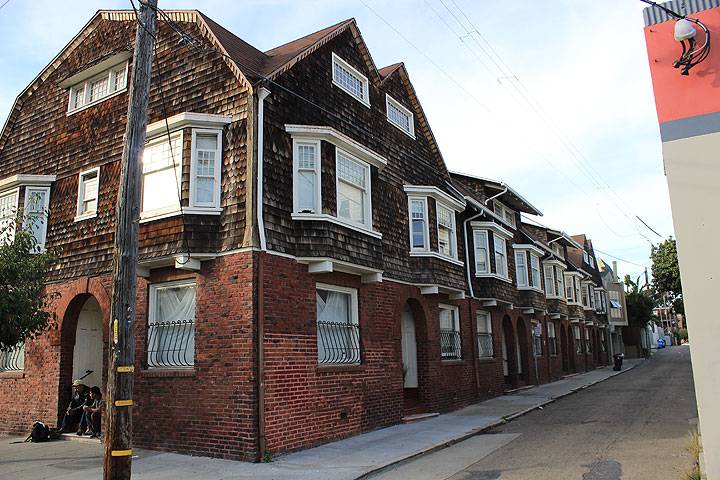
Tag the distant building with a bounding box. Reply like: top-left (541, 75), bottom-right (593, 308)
top-left (598, 260), bottom-right (628, 355)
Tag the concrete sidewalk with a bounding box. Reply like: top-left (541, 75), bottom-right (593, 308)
top-left (0, 359), bottom-right (643, 480)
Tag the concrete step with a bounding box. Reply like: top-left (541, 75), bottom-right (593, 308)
top-left (402, 412), bottom-right (440, 424)
top-left (59, 433), bottom-right (102, 444)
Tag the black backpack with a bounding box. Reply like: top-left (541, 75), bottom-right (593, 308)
top-left (26, 421), bottom-right (50, 443)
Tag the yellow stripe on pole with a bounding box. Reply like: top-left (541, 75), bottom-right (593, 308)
top-left (115, 400), bottom-right (133, 407)
top-left (111, 450), bottom-right (132, 457)
top-left (117, 366), bottom-right (134, 373)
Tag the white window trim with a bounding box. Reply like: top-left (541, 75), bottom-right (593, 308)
top-left (0, 187), bottom-right (20, 244)
top-left (385, 94), bottom-right (415, 138)
top-left (335, 148), bottom-right (373, 231)
top-left (515, 251), bottom-right (528, 288)
top-left (74, 167), bottom-right (100, 222)
top-left (292, 212), bottom-right (382, 239)
top-left (189, 128), bottom-right (223, 210)
top-left (23, 185), bottom-right (51, 252)
top-left (543, 263), bottom-right (556, 297)
top-left (436, 201), bottom-right (458, 261)
top-left (316, 282), bottom-right (360, 323)
top-left (493, 200), bottom-right (516, 229)
top-left (476, 310), bottom-right (493, 358)
top-left (148, 279), bottom-right (197, 369)
top-left (408, 196), bottom-right (429, 252)
top-left (493, 233), bottom-right (509, 280)
top-left (139, 132), bottom-right (184, 221)
top-left (530, 253), bottom-right (542, 291)
top-left (409, 250), bottom-right (464, 266)
top-left (473, 229), bottom-right (490, 274)
top-left (331, 52), bottom-right (370, 107)
top-left (439, 303), bottom-right (461, 361)
top-left (293, 138), bottom-right (322, 215)
top-left (67, 61), bottom-right (129, 115)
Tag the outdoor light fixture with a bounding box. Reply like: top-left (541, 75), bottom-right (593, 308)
top-left (641, 0), bottom-right (712, 76)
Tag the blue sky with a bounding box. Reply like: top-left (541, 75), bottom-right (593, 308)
top-left (0, 0), bottom-right (669, 279)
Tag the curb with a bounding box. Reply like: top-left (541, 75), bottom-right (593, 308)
top-left (358, 360), bottom-right (643, 479)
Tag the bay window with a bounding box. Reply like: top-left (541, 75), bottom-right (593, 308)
top-left (544, 264), bottom-right (556, 296)
top-left (408, 197), bottom-right (429, 251)
top-left (574, 276), bottom-right (582, 305)
top-left (565, 273), bottom-right (575, 302)
top-left (336, 149), bottom-right (371, 229)
top-left (494, 235), bottom-right (508, 279)
top-left (293, 139), bottom-right (321, 213)
top-left (474, 230), bottom-right (489, 273)
top-left (436, 203), bottom-right (457, 259)
top-left (190, 130), bottom-right (222, 208)
top-left (530, 254), bottom-right (541, 289)
top-left (141, 134), bottom-right (182, 218)
top-left (0, 188), bottom-right (19, 244)
top-left (515, 251), bottom-right (528, 287)
top-left (23, 186), bottom-right (51, 251)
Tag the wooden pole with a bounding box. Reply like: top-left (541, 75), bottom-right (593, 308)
top-left (104, 1), bottom-right (158, 479)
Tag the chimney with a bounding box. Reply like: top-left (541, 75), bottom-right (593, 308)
top-left (613, 261), bottom-right (618, 281)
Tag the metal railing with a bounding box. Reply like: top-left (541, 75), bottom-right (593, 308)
top-left (146, 319), bottom-right (195, 368)
top-left (317, 321), bottom-right (361, 365)
top-left (477, 333), bottom-right (494, 358)
top-left (585, 339), bottom-right (592, 354)
top-left (0, 345), bottom-right (24, 372)
top-left (548, 337), bottom-right (558, 356)
top-left (440, 329), bottom-right (462, 360)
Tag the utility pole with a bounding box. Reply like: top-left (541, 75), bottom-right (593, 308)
top-left (104, 1), bottom-right (158, 479)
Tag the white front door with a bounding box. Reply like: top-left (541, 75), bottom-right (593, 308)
top-left (72, 297), bottom-right (103, 389)
top-left (515, 329), bottom-right (523, 374)
top-left (401, 306), bottom-right (418, 388)
top-left (501, 330), bottom-right (509, 376)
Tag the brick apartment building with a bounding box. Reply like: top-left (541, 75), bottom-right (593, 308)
top-left (0, 10), bottom-right (610, 461)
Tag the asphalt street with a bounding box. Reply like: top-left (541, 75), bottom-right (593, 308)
top-left (371, 346), bottom-right (698, 480)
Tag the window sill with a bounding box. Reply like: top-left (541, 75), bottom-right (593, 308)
top-left (0, 371), bottom-right (24, 379)
top-left (66, 88), bottom-right (128, 116)
top-left (546, 295), bottom-right (566, 301)
top-left (140, 206), bottom-right (222, 224)
top-left (476, 357), bottom-right (496, 363)
top-left (291, 212), bottom-right (382, 239)
top-left (409, 251), bottom-right (463, 266)
top-left (332, 80), bottom-right (371, 108)
top-left (441, 359), bottom-right (465, 365)
top-left (475, 273), bottom-right (512, 284)
top-left (141, 368), bottom-right (195, 378)
top-left (74, 212), bottom-right (97, 223)
top-left (518, 287), bottom-right (544, 294)
top-left (387, 117), bottom-right (416, 139)
top-left (317, 364), bottom-right (364, 373)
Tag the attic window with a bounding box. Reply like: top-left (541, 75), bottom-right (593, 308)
top-left (493, 201), bottom-right (516, 228)
top-left (386, 94), bottom-right (414, 137)
top-left (67, 61), bottom-right (128, 114)
top-left (332, 53), bottom-right (370, 107)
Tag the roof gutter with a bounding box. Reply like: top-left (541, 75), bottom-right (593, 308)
top-left (463, 211), bottom-right (486, 299)
top-left (256, 87), bottom-right (271, 250)
top-left (484, 184), bottom-right (508, 206)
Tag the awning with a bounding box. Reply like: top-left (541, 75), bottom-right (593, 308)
top-left (610, 300), bottom-right (622, 309)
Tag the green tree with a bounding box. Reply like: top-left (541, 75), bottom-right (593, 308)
top-left (624, 275), bottom-right (655, 327)
top-left (650, 238), bottom-right (684, 313)
top-left (0, 215), bottom-right (55, 351)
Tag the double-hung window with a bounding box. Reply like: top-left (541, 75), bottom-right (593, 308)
top-left (583, 251), bottom-right (589, 264)
top-left (544, 264), bottom-right (556, 297)
top-left (594, 289), bottom-right (603, 313)
top-left (493, 201), bottom-right (516, 228)
top-left (585, 327), bottom-right (592, 353)
top-left (530, 254), bottom-right (541, 289)
top-left (515, 251), bottom-right (528, 287)
top-left (386, 94), bottom-right (414, 137)
top-left (0, 188), bottom-right (19, 244)
top-left (552, 243), bottom-right (563, 257)
top-left (532, 322), bottom-right (543, 356)
top-left (574, 277), bottom-right (582, 305)
top-left (556, 268), bottom-right (565, 300)
top-left (476, 311), bottom-right (493, 358)
top-left (548, 322), bottom-right (558, 355)
top-left (494, 235), bottom-right (508, 279)
top-left (293, 139), bottom-right (321, 213)
top-left (75, 167), bottom-right (100, 221)
top-left (190, 130), bottom-right (222, 208)
top-left (408, 197), bottom-right (429, 251)
top-left (436, 203), bottom-right (457, 259)
top-left (141, 134), bottom-right (182, 218)
top-left (474, 230), bottom-right (490, 274)
top-left (565, 273), bottom-right (574, 302)
top-left (147, 280), bottom-right (196, 368)
top-left (316, 284), bottom-right (360, 365)
top-left (23, 186), bottom-right (51, 251)
top-left (332, 53), bottom-right (370, 106)
top-left (67, 61), bottom-right (128, 114)
top-left (574, 325), bottom-right (582, 354)
top-left (336, 150), bottom-right (371, 229)
top-left (581, 283), bottom-right (590, 308)
top-left (439, 304), bottom-right (461, 360)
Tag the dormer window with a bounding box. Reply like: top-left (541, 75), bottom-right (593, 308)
top-left (332, 53), bottom-right (370, 106)
top-left (386, 94), bottom-right (414, 137)
top-left (551, 242), bottom-right (563, 257)
top-left (493, 201), bottom-right (515, 228)
top-left (67, 61), bottom-right (128, 114)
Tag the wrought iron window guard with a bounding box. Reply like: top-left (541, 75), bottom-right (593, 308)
top-left (440, 329), bottom-right (462, 360)
top-left (548, 337), bottom-right (558, 356)
top-left (146, 319), bottom-right (195, 368)
top-left (0, 346), bottom-right (24, 372)
top-left (476, 333), bottom-right (494, 358)
top-left (533, 335), bottom-right (543, 357)
top-left (317, 320), bottom-right (361, 365)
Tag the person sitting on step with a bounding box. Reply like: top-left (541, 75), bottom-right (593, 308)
top-left (58, 380), bottom-right (90, 434)
top-left (79, 386), bottom-right (103, 438)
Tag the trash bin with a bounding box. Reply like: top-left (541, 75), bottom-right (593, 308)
top-left (658, 338), bottom-right (665, 349)
top-left (613, 353), bottom-right (623, 371)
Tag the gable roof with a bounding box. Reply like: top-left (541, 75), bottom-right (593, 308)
top-left (449, 171), bottom-right (543, 216)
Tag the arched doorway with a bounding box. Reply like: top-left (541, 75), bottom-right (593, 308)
top-left (400, 300), bottom-right (427, 416)
top-left (401, 304), bottom-right (418, 389)
top-left (501, 316), bottom-right (517, 385)
top-left (560, 325), bottom-right (569, 373)
top-left (516, 317), bottom-right (530, 383)
top-left (566, 326), bottom-right (576, 372)
top-left (72, 297), bottom-right (104, 389)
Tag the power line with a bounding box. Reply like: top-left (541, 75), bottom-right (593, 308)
top-left (0, 0), bottom-right (11, 12)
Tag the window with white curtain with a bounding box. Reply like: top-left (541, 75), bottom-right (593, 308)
top-left (408, 197), bottom-right (428, 251)
top-left (574, 325), bottom-right (582, 354)
top-left (316, 284), bottom-right (360, 365)
top-left (439, 304), bottom-right (461, 360)
top-left (494, 235), bottom-right (508, 279)
top-left (147, 281), bottom-right (196, 368)
top-left (476, 310), bottom-right (493, 358)
top-left (474, 230), bottom-right (489, 274)
top-left (0, 188), bottom-right (19, 245)
top-left (437, 203), bottom-right (457, 259)
top-left (548, 322), bottom-right (558, 355)
top-left (515, 251), bottom-right (528, 287)
top-left (544, 264), bottom-right (556, 297)
top-left (530, 254), bottom-right (541, 289)
top-left (294, 139), bottom-right (321, 213)
top-left (23, 186), bottom-right (51, 251)
top-left (75, 167), bottom-right (100, 221)
top-left (336, 150), bottom-right (371, 228)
